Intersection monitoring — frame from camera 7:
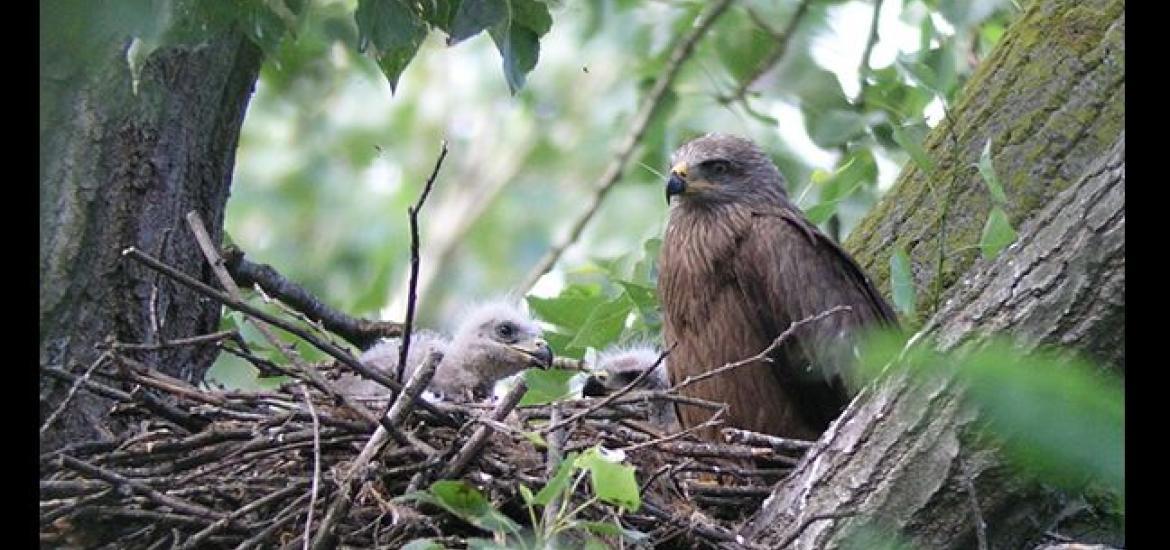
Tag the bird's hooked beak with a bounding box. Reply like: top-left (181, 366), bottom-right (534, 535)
top-left (510, 338), bottom-right (554, 368)
top-left (666, 162), bottom-right (688, 203)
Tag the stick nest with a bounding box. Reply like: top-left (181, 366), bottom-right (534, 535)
top-left (40, 350), bottom-right (807, 549)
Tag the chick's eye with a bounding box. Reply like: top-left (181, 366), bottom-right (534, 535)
top-left (495, 323), bottom-right (516, 340)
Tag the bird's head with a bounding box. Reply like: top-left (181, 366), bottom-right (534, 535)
top-left (666, 133), bottom-right (787, 205)
top-left (583, 343), bottom-right (669, 395)
top-left (447, 300), bottom-right (554, 386)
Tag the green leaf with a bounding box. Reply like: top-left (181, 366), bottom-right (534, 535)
top-left (820, 150), bottom-right (876, 205)
top-left (527, 285), bottom-right (606, 332)
top-left (533, 452), bottom-right (579, 506)
top-left (630, 237), bottom-right (662, 285)
top-left (401, 540), bottom-right (446, 550)
top-left (448, 0), bottom-right (506, 43)
top-left (355, 0), bottom-right (428, 92)
top-left (566, 295), bottom-right (634, 351)
top-left (804, 108), bottom-right (868, 148)
top-left (406, 480), bottom-right (521, 534)
top-left (976, 138), bottom-right (1007, 204)
top-left (518, 483), bottom-right (535, 506)
top-left (583, 538), bottom-right (609, 550)
top-left (804, 202), bottom-right (838, 225)
top-left (578, 521), bottom-right (622, 536)
top-left (519, 369), bottom-right (584, 406)
top-left (979, 206), bottom-right (1017, 260)
top-left (579, 447), bottom-right (641, 511)
top-left (891, 123), bottom-right (935, 174)
top-left (961, 344), bottom-right (1124, 497)
top-left (616, 280), bottom-right (657, 313)
top-left (522, 431), bottom-right (547, 449)
top-left (889, 246), bottom-right (917, 319)
top-left (488, 0), bottom-right (553, 95)
top-left (466, 539), bottom-right (512, 550)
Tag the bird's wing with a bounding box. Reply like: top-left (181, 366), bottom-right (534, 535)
top-left (732, 206), bottom-right (896, 392)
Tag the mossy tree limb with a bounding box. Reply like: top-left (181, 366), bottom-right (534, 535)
top-left (747, 131), bottom-right (1123, 550)
top-left (844, 0), bottom-right (1123, 326)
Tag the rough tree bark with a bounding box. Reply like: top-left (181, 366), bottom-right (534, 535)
top-left (745, 132), bottom-right (1123, 549)
top-left (742, 0), bottom-right (1125, 546)
top-left (846, 0), bottom-right (1123, 325)
top-left (39, 6), bottom-right (263, 452)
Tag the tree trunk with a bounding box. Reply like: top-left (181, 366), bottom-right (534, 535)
top-left (845, 0), bottom-right (1123, 325)
top-left (743, 0), bottom-right (1125, 545)
top-left (745, 132), bottom-right (1123, 548)
top-left (39, 10), bottom-right (263, 451)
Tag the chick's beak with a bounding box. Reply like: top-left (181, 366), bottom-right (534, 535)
top-left (512, 338), bottom-right (554, 368)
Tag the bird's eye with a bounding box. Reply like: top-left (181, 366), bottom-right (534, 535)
top-left (703, 159), bottom-right (731, 177)
top-left (495, 322), bottom-right (517, 340)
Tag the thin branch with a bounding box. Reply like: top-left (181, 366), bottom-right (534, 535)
top-left (721, 427), bottom-right (815, 454)
top-left (299, 384), bottom-right (322, 550)
top-left (223, 246), bottom-right (403, 349)
top-left (397, 140), bottom-right (449, 383)
top-left (440, 381), bottom-right (528, 479)
top-left (540, 345), bottom-right (674, 435)
top-left (669, 306), bottom-right (852, 394)
top-left (619, 406), bottom-right (727, 453)
top-left (518, 0), bottom-right (736, 293)
top-left (40, 352), bottom-right (110, 436)
top-left (185, 213), bottom-right (413, 443)
top-left (175, 482), bottom-right (307, 550)
top-left (310, 352), bottom-right (440, 550)
top-left (717, 0), bottom-right (813, 105)
top-left (103, 330), bottom-right (239, 351)
top-left (58, 455), bottom-right (226, 521)
top-left (120, 246), bottom-right (457, 427)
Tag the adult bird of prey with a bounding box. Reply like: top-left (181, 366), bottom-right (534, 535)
top-left (582, 343), bottom-right (679, 431)
top-left (659, 133), bottom-right (897, 440)
top-left (338, 300), bottom-right (554, 401)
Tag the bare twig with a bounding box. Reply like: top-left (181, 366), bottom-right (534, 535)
top-left (540, 346), bottom-right (674, 435)
top-left (58, 455), bottom-right (226, 521)
top-left (440, 381), bottom-right (528, 479)
top-left (542, 405), bottom-right (565, 531)
top-left (233, 492), bottom-right (312, 550)
top-left (310, 352), bottom-right (440, 550)
top-left (104, 330), bottom-right (239, 351)
top-left (718, 0), bottom-right (813, 105)
top-left (185, 213), bottom-right (410, 442)
top-left (222, 246), bottom-right (403, 349)
top-left (518, 0), bottom-right (736, 292)
top-left (40, 352), bottom-right (110, 436)
top-left (721, 427), bottom-right (815, 454)
top-left (620, 407), bottom-right (727, 453)
top-left (175, 482), bottom-right (307, 550)
top-left (669, 306), bottom-right (852, 394)
top-left (397, 140), bottom-right (449, 383)
top-left (299, 384), bottom-right (322, 550)
top-left (120, 246), bottom-right (457, 427)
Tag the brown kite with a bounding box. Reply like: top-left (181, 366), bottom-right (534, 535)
top-left (659, 134), bottom-right (897, 440)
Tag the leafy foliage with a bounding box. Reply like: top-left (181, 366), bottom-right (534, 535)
top-left (857, 330), bottom-right (1124, 500)
top-left (401, 446), bottom-right (645, 549)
